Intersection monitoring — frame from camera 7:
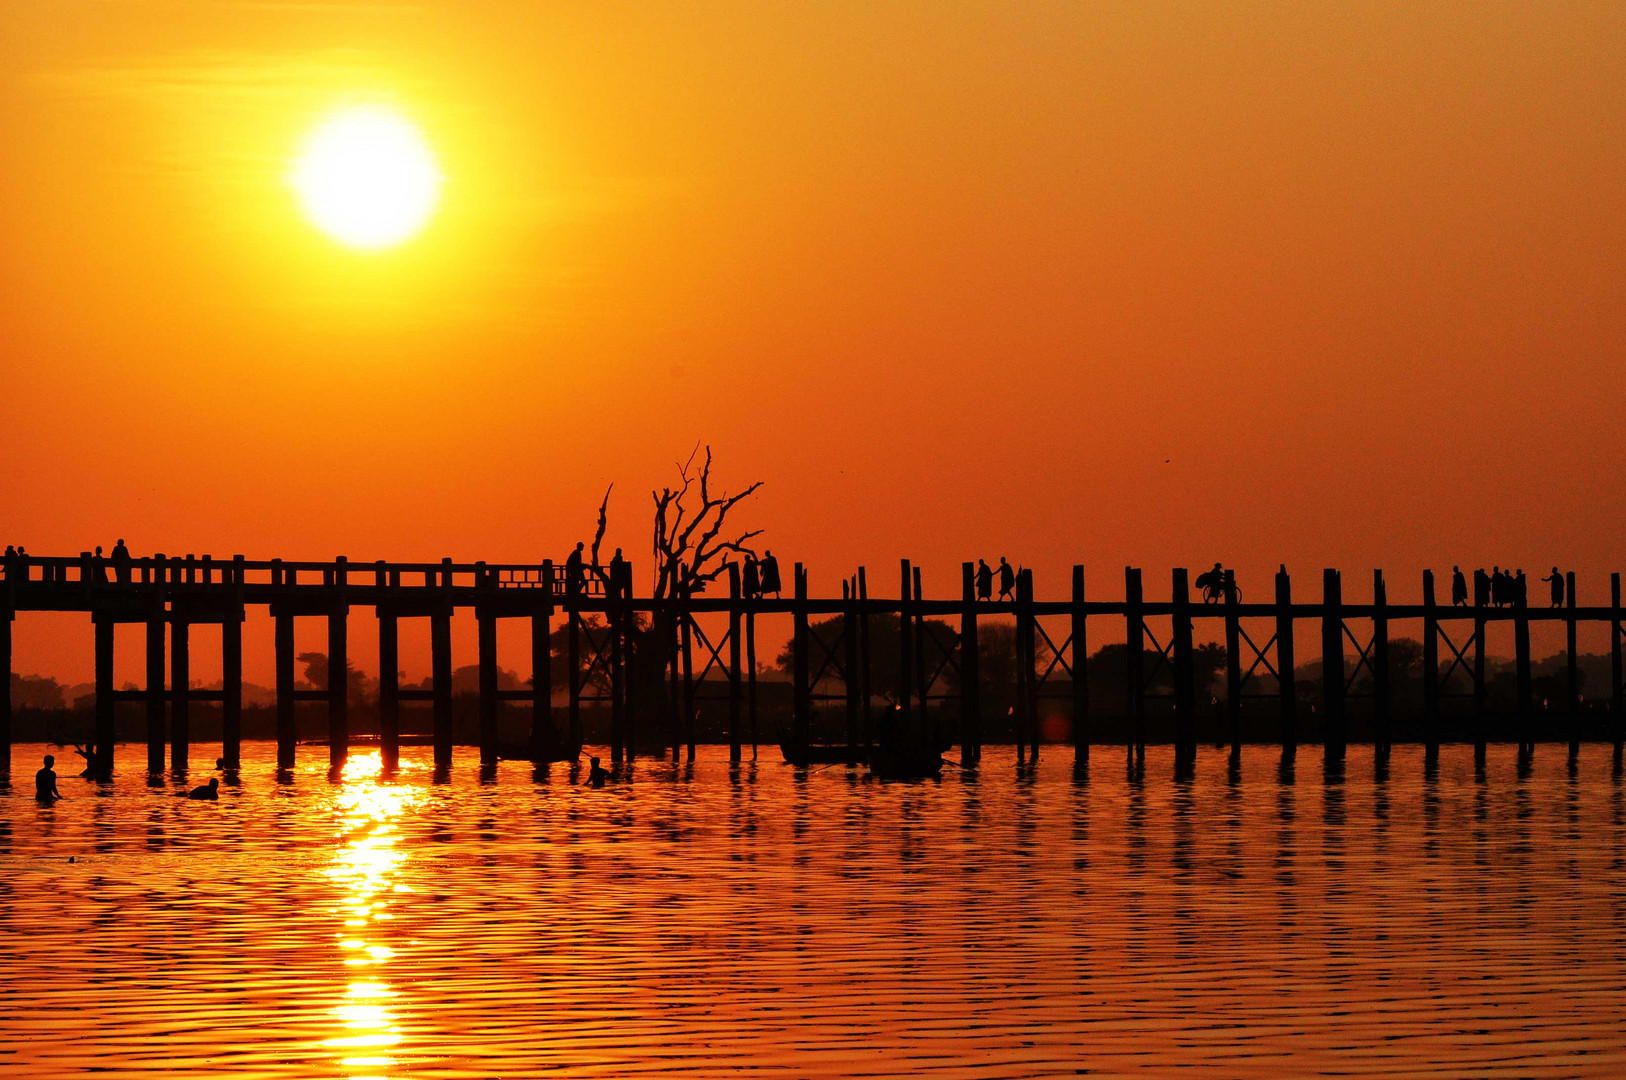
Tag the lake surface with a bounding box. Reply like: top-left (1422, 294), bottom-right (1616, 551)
top-left (2, 741), bottom-right (1624, 1079)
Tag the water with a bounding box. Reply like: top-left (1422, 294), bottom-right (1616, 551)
top-left (2, 742), bottom-right (1624, 1079)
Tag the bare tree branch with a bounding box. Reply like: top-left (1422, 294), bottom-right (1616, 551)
top-left (590, 484), bottom-right (612, 568)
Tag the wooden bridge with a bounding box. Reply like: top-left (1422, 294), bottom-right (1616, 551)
top-left (3, 552), bottom-right (1624, 776)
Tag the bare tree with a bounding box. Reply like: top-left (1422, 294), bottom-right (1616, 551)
top-left (649, 444), bottom-right (763, 599)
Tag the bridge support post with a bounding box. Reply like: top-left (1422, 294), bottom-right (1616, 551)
top-left (94, 614), bottom-right (114, 777)
top-left (681, 582), bottom-right (696, 764)
top-left (1613, 574), bottom-right (1624, 760)
top-left (328, 602), bottom-right (348, 772)
top-left (792, 565), bottom-right (810, 751)
top-left (275, 611), bottom-right (295, 770)
top-left (1567, 572), bottom-right (1579, 760)
top-left (477, 563), bottom-right (498, 767)
top-left (0, 601), bottom-right (9, 776)
top-left (1172, 568), bottom-right (1195, 766)
top-left (1070, 565), bottom-right (1086, 766)
top-left (961, 563), bottom-right (981, 766)
top-left (609, 565), bottom-right (626, 765)
top-left (1224, 571), bottom-right (1242, 759)
top-left (1321, 569), bottom-right (1344, 764)
top-left (171, 616), bottom-right (190, 773)
top-left (1275, 566), bottom-right (1295, 759)
top-left (568, 579), bottom-right (583, 759)
top-left (1514, 574), bottom-right (1533, 753)
top-left (1018, 569), bottom-right (1038, 762)
top-left (896, 560), bottom-right (912, 750)
top-left (1125, 567), bottom-right (1144, 759)
top-left (379, 611), bottom-right (399, 772)
top-left (431, 607), bottom-right (453, 768)
top-left (145, 614), bottom-right (165, 773)
top-left (729, 563), bottom-right (743, 763)
top-left (531, 562), bottom-right (554, 764)
top-left (1423, 570), bottom-right (1440, 764)
top-left (857, 568), bottom-right (870, 755)
top-left (1474, 585), bottom-right (1487, 764)
top-left (1372, 570), bottom-right (1391, 757)
top-left (746, 605), bottom-right (758, 759)
top-left (222, 608), bottom-right (242, 771)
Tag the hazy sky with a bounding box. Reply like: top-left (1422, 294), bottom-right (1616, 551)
top-left (4, 1), bottom-right (1624, 682)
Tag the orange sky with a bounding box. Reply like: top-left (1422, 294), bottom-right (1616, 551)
top-left (3, 2), bottom-right (1625, 685)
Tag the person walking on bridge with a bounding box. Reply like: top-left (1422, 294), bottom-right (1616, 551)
top-left (759, 551), bottom-right (782, 599)
top-left (1542, 567), bottom-right (1565, 608)
top-left (975, 559), bottom-right (993, 602)
top-left (110, 539), bottom-right (132, 584)
top-left (742, 554), bottom-right (760, 600)
top-left (996, 557), bottom-right (1016, 602)
top-left (565, 541), bottom-right (586, 595)
top-left (1452, 566), bottom-right (1468, 607)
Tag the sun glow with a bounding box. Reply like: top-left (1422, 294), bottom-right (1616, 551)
top-left (291, 106), bottom-right (441, 250)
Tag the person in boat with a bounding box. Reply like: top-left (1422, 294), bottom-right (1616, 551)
top-left (36, 755), bottom-right (64, 804)
top-left (1451, 566), bottom-right (1468, 607)
top-left (996, 557), bottom-right (1016, 601)
top-left (188, 778), bottom-right (220, 801)
top-left (742, 555), bottom-right (760, 600)
top-left (584, 757), bottom-right (610, 788)
top-left (975, 559), bottom-right (993, 601)
top-left (759, 551), bottom-right (782, 598)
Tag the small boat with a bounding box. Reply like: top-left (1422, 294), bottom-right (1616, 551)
top-left (867, 742), bottom-right (944, 780)
top-left (779, 741), bottom-right (867, 767)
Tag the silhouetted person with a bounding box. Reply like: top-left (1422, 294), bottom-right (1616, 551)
top-left (35, 755), bottom-right (63, 803)
top-left (997, 557), bottom-right (1015, 601)
top-left (1474, 569), bottom-right (1490, 608)
top-left (188, 778), bottom-right (220, 801)
top-left (1543, 566), bottom-right (1564, 608)
top-left (759, 551), bottom-right (782, 598)
top-left (975, 559), bottom-right (993, 601)
top-left (92, 545), bottom-right (107, 583)
top-left (565, 541), bottom-right (585, 595)
top-left (1491, 567), bottom-right (1506, 607)
top-left (584, 756), bottom-right (609, 788)
top-left (608, 547), bottom-right (625, 593)
top-left (1195, 562), bottom-right (1225, 602)
top-left (1516, 570), bottom-right (1528, 607)
top-left (742, 555), bottom-right (760, 600)
top-left (1452, 566), bottom-right (1468, 606)
top-left (110, 538), bottom-right (132, 585)
top-left (72, 742), bottom-right (98, 777)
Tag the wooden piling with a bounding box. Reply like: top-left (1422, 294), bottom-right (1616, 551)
top-left (431, 603), bottom-right (453, 768)
top-left (793, 564), bottom-right (810, 750)
top-left (94, 615), bottom-right (115, 776)
top-left (915, 566), bottom-right (935, 751)
top-left (328, 601), bottom-right (348, 771)
top-left (1614, 574), bottom-right (1624, 752)
top-left (1321, 569), bottom-right (1344, 762)
top-left (171, 617), bottom-right (190, 772)
top-left (532, 562), bottom-right (554, 763)
top-left (1422, 570), bottom-right (1440, 755)
top-left (146, 611), bottom-right (165, 773)
top-left (897, 560), bottom-right (913, 741)
top-left (610, 561), bottom-right (626, 764)
top-left (1125, 567), bottom-right (1145, 753)
top-left (729, 562), bottom-right (743, 763)
top-left (1071, 565), bottom-right (1086, 764)
top-left (1372, 570), bottom-right (1391, 752)
top-left (378, 610), bottom-right (400, 772)
top-left (1473, 580), bottom-right (1487, 758)
top-left (1019, 569), bottom-right (1039, 762)
top-left (961, 562), bottom-right (981, 765)
top-left (746, 605), bottom-right (759, 759)
top-left (567, 571), bottom-right (583, 759)
top-left (1224, 570), bottom-right (1242, 756)
top-left (1566, 571), bottom-right (1579, 757)
top-left (222, 606), bottom-right (242, 771)
top-left (477, 569), bottom-right (498, 766)
top-left (1171, 568), bottom-right (1195, 762)
top-left (1514, 574), bottom-right (1533, 748)
top-left (275, 611), bottom-right (295, 769)
top-left (1275, 566), bottom-right (1295, 755)
top-left (843, 575), bottom-right (860, 758)
top-left (681, 582), bottom-right (696, 763)
top-left (0, 601), bottom-right (10, 776)
top-left (857, 567), bottom-right (871, 752)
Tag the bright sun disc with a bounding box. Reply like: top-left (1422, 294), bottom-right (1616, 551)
top-left (292, 107), bottom-right (441, 250)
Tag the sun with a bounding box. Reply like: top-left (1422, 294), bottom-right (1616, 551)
top-left (291, 106), bottom-right (441, 251)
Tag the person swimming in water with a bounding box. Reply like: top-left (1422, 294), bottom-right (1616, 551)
top-left (584, 757), bottom-right (610, 788)
top-left (36, 755), bottom-right (64, 804)
top-left (187, 778), bottom-right (220, 801)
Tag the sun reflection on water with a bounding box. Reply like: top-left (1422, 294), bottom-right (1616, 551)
top-left (318, 752), bottom-right (419, 1077)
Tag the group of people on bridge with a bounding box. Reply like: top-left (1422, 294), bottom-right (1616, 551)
top-left (562, 543), bottom-right (782, 599)
top-left (4, 539), bottom-right (134, 583)
top-left (974, 558), bottom-right (1019, 602)
top-left (1451, 566), bottom-right (1569, 608)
